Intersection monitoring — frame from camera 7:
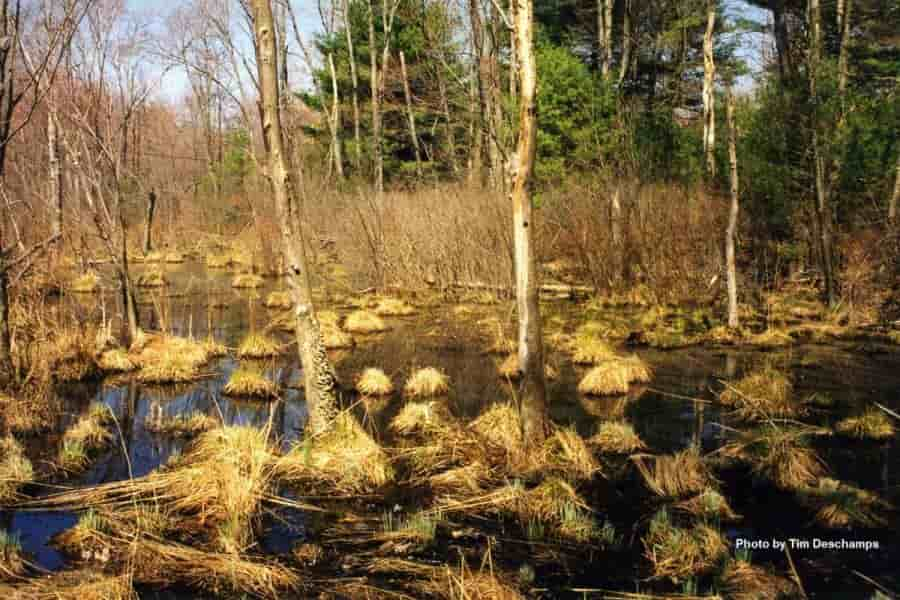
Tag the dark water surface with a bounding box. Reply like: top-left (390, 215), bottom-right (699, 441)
top-left (3, 260), bottom-right (898, 598)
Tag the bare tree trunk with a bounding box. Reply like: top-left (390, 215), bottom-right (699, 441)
top-left (368, 1), bottom-right (383, 193)
top-left (468, 0), bottom-right (488, 187)
top-left (772, 0), bottom-right (793, 82)
top-left (889, 155), bottom-right (898, 223)
top-left (467, 74), bottom-right (484, 185)
top-left (342, 0), bottom-right (362, 170)
top-left (837, 0), bottom-right (851, 100)
top-left (725, 86), bottom-right (740, 328)
top-left (328, 53), bottom-right (345, 179)
top-left (702, 0), bottom-right (716, 179)
top-left (0, 254), bottom-right (11, 380)
top-left (509, 0), bottom-right (517, 100)
top-left (437, 69), bottom-right (458, 173)
top-left (143, 190), bottom-right (156, 254)
top-left (512, 0), bottom-right (547, 449)
top-left (598, 0), bottom-right (613, 77)
top-left (618, 0), bottom-right (632, 86)
top-left (120, 223), bottom-right (139, 346)
top-left (399, 51), bottom-right (422, 177)
top-left (809, 0), bottom-right (836, 306)
top-left (252, 0), bottom-right (339, 435)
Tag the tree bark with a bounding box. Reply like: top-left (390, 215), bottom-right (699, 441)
top-left (725, 86), bottom-right (740, 329)
top-left (252, 0), bottom-right (339, 436)
top-left (889, 155), bottom-right (899, 223)
top-left (399, 50), bottom-right (422, 177)
top-left (342, 0), bottom-right (362, 170)
top-left (772, 0), bottom-right (793, 82)
top-left (512, 0), bottom-right (547, 449)
top-left (143, 190), bottom-right (156, 254)
top-left (599, 0), bottom-right (613, 77)
top-left (837, 0), bottom-right (851, 100)
top-left (703, 0), bottom-right (716, 179)
top-left (468, 0), bottom-right (488, 187)
top-left (809, 0), bottom-right (836, 306)
top-left (0, 253), bottom-right (11, 380)
top-left (48, 112), bottom-right (63, 239)
top-left (618, 0), bottom-right (632, 86)
top-left (328, 53), bottom-right (345, 179)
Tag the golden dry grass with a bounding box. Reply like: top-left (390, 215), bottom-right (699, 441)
top-left (642, 509), bottom-right (728, 583)
top-left (356, 368), bottom-right (394, 396)
top-left (538, 427), bottom-right (600, 481)
top-left (0, 570), bottom-right (138, 599)
top-left (373, 297), bottom-right (417, 316)
top-left (471, 403), bottom-right (523, 453)
top-left (202, 337), bottom-right (228, 358)
top-left (237, 333), bottom-right (282, 359)
top-left (206, 253), bottom-right (230, 268)
top-left (579, 395), bottom-right (631, 419)
top-left (321, 322), bottom-right (355, 349)
top-left (132, 335), bottom-right (209, 384)
top-left (223, 364), bottom-right (279, 398)
top-left (70, 271), bottom-right (101, 293)
top-left (391, 401), bottom-right (453, 436)
top-left (144, 251), bottom-right (164, 263)
top-left (674, 489), bottom-right (741, 522)
top-left (404, 367), bottom-right (449, 398)
top-left (275, 412), bottom-right (393, 493)
top-left (719, 559), bottom-right (797, 600)
top-left (631, 448), bottom-right (713, 498)
top-left (835, 409), bottom-right (895, 440)
top-left (720, 366), bottom-right (797, 421)
top-left (97, 348), bottom-right (136, 372)
top-left (718, 426), bottom-right (828, 490)
top-left (136, 268), bottom-right (166, 288)
top-left (164, 252), bottom-right (185, 263)
top-left (50, 332), bottom-right (99, 382)
top-left (264, 291), bottom-right (292, 309)
top-left (589, 421), bottom-right (647, 454)
top-left (58, 404), bottom-right (114, 472)
top-left (0, 437), bottom-right (33, 503)
top-left (571, 336), bottom-right (618, 365)
top-left (231, 273), bottom-right (264, 289)
top-left (344, 310), bottom-right (388, 334)
top-left (497, 354), bottom-right (558, 381)
top-left (578, 362), bottom-right (631, 396)
top-left (799, 478), bottom-right (891, 528)
top-left (144, 412), bottom-right (218, 437)
top-left (748, 328), bottom-right (795, 348)
top-left (428, 462), bottom-right (493, 497)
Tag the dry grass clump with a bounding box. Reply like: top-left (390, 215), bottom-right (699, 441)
top-left (619, 354), bottom-right (653, 383)
top-left (0, 437), bottom-right (33, 503)
top-left (632, 448), bottom-right (714, 498)
top-left (719, 559), bottom-right (797, 600)
top-left (135, 268), bottom-right (166, 288)
top-left (719, 366), bottom-right (798, 421)
top-left (404, 367), bottom-right (449, 398)
top-left (0, 570), bottom-right (138, 599)
top-left (145, 412), bottom-right (218, 437)
top-left (799, 478), bottom-right (891, 528)
top-left (206, 253), bottom-right (230, 268)
top-left (589, 421), bottom-right (647, 454)
top-left (202, 336), bottom-right (228, 358)
top-left (276, 412), bottom-right (393, 492)
top-left (97, 348), bottom-right (136, 373)
top-left (834, 409), bottom-right (895, 440)
top-left (571, 336), bottom-right (617, 365)
top-left (51, 332), bottom-right (99, 382)
top-left (237, 333), bottom-right (281, 359)
top-left (144, 251), bottom-right (164, 262)
top-left (497, 354), bottom-right (558, 381)
top-left (390, 401), bottom-right (453, 435)
top-left (471, 403), bottom-right (523, 453)
top-left (578, 362), bottom-right (631, 396)
top-left (264, 291), bottom-right (292, 309)
top-left (70, 271), bottom-right (101, 293)
top-left (0, 528), bottom-right (25, 582)
top-left (164, 252), bottom-right (185, 263)
top-left (356, 368), bottom-right (394, 396)
top-left (223, 363), bottom-right (279, 399)
top-left (719, 426), bottom-right (828, 490)
top-left (231, 273), bottom-right (264, 289)
top-left (580, 395), bottom-right (631, 420)
top-left (537, 427), bottom-right (600, 481)
top-left (643, 509), bottom-right (728, 583)
top-left (132, 335), bottom-right (209, 384)
top-left (428, 462), bottom-right (493, 497)
top-left (675, 489), bottom-right (741, 522)
top-left (515, 477), bottom-right (601, 543)
top-left (58, 404), bottom-right (114, 472)
top-left (373, 297), bottom-right (417, 316)
top-left (748, 328), bottom-right (795, 348)
top-left (344, 310), bottom-right (388, 334)
top-left (414, 560), bottom-right (524, 600)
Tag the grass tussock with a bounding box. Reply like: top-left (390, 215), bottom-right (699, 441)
top-left (373, 297), bottom-right (417, 316)
top-left (718, 426), bottom-right (828, 490)
top-left (428, 462), bottom-right (493, 497)
top-left (674, 489), bottom-right (741, 522)
top-left (70, 271), bottom-right (101, 293)
top-left (164, 252), bottom-right (185, 263)
top-left (355, 368), bottom-right (394, 396)
top-left (202, 337), bottom-right (228, 358)
top-left (537, 427), bottom-right (600, 481)
top-left (206, 253), bottom-right (231, 268)
top-left (580, 395), bottom-right (631, 419)
top-left (799, 478), bottom-right (891, 528)
top-left (1, 570), bottom-right (138, 599)
top-left (643, 508), bottom-right (729, 583)
top-left (231, 273), bottom-right (264, 289)
top-left (571, 336), bottom-right (618, 365)
top-left (748, 328), bottom-right (795, 348)
top-left (719, 366), bottom-right (797, 421)
top-left (632, 448), bottom-right (714, 498)
top-left (404, 367), bottom-right (449, 398)
top-left (471, 403), bottom-right (523, 454)
top-left (497, 354), bottom-right (558, 381)
top-left (237, 333), bottom-right (281, 359)
top-left (321, 321), bottom-right (355, 349)
top-left (578, 362), bottom-right (631, 396)
top-left (135, 268), bottom-right (166, 288)
top-left (132, 334), bottom-right (209, 384)
top-left (223, 364), bottom-right (278, 398)
top-left (264, 291), bottom-right (292, 309)
top-left (97, 348), bottom-right (136, 373)
top-left (276, 412), bottom-right (393, 492)
top-left (51, 332), bottom-right (99, 382)
top-left (720, 559), bottom-right (797, 600)
top-left (589, 421), bottom-right (647, 454)
top-left (145, 412), bottom-right (218, 437)
top-left (344, 310), bottom-right (388, 334)
top-left (834, 409), bottom-right (895, 440)
top-left (0, 437), bottom-right (33, 503)
top-left (58, 404), bottom-right (114, 472)
top-left (391, 401), bottom-right (452, 435)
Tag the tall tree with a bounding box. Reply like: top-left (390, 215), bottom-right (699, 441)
top-left (511, 0), bottom-right (547, 448)
top-left (702, 0), bottom-right (716, 178)
top-left (725, 85), bottom-right (740, 328)
top-left (251, 0), bottom-right (340, 435)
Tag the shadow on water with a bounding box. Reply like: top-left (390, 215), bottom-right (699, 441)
top-left (4, 260), bottom-right (899, 596)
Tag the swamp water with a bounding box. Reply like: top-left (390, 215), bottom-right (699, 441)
top-left (2, 260), bottom-right (898, 598)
